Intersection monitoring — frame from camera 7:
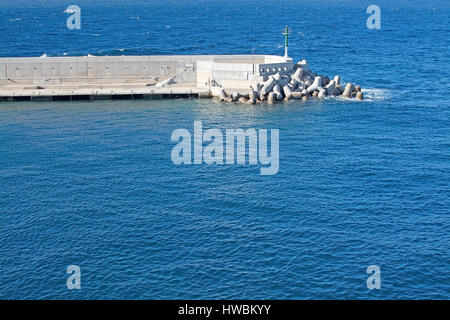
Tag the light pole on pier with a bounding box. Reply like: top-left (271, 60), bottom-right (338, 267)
top-left (282, 25), bottom-right (291, 58)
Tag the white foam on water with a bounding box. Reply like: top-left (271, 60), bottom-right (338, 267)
top-left (361, 88), bottom-right (392, 101)
top-left (322, 88), bottom-right (393, 103)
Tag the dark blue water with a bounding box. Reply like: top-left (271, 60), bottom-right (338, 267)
top-left (0, 0), bottom-right (449, 299)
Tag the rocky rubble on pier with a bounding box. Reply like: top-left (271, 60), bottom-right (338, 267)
top-left (210, 60), bottom-right (364, 104)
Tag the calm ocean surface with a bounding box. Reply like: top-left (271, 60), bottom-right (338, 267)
top-left (0, 0), bottom-right (449, 299)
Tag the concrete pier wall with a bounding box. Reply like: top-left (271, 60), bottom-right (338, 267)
top-left (0, 54), bottom-right (293, 99)
top-left (0, 56), bottom-right (198, 85)
top-left (196, 55), bottom-right (294, 89)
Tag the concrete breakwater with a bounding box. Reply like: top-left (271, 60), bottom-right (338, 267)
top-left (210, 59), bottom-right (364, 104)
top-left (0, 54), bottom-right (363, 102)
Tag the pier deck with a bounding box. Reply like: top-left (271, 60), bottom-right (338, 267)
top-left (0, 83), bottom-right (210, 101)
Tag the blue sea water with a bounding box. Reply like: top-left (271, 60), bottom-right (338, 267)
top-left (0, 0), bottom-right (449, 299)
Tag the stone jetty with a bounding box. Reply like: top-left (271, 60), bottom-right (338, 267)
top-left (210, 59), bottom-right (363, 103)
